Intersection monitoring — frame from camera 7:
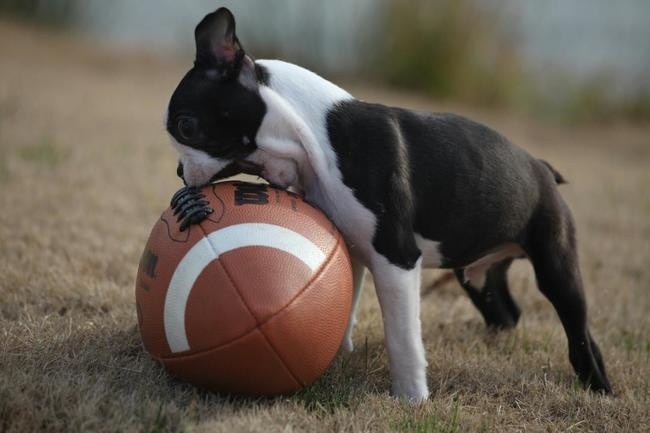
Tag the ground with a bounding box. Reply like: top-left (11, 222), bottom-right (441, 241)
top-left (1, 21), bottom-right (649, 433)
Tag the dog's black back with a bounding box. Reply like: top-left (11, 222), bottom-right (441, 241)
top-left (327, 100), bottom-right (553, 268)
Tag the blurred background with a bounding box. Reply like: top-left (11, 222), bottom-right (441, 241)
top-left (1, 0), bottom-right (649, 122)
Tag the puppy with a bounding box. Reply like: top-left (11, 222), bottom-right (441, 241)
top-left (164, 7), bottom-right (611, 401)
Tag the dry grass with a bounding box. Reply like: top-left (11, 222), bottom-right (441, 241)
top-left (1, 21), bottom-right (649, 433)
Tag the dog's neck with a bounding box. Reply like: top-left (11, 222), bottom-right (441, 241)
top-left (255, 60), bottom-right (353, 204)
top-left (254, 62), bottom-right (378, 260)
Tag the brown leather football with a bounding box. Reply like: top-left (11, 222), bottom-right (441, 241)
top-left (135, 181), bottom-right (353, 396)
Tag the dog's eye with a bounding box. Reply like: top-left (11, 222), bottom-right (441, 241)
top-left (177, 117), bottom-right (199, 141)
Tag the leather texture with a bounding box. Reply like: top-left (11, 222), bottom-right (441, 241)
top-left (135, 181), bottom-right (352, 395)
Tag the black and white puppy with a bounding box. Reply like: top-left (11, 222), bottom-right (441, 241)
top-left (165, 8), bottom-right (612, 401)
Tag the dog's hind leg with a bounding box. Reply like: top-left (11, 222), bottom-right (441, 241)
top-left (525, 192), bottom-right (611, 393)
top-left (341, 259), bottom-right (366, 352)
top-left (371, 254), bottom-right (429, 402)
top-left (454, 258), bottom-right (521, 329)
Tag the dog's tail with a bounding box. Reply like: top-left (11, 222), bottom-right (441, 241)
top-left (539, 159), bottom-right (567, 185)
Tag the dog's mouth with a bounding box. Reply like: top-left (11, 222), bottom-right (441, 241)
top-left (209, 159), bottom-right (263, 183)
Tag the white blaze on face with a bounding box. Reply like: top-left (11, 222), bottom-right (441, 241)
top-left (163, 223), bottom-right (327, 353)
top-left (168, 136), bottom-right (231, 186)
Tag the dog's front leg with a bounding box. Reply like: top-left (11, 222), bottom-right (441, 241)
top-left (342, 259), bottom-right (366, 352)
top-left (371, 254), bottom-right (429, 402)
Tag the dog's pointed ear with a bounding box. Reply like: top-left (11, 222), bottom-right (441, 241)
top-left (194, 7), bottom-right (245, 78)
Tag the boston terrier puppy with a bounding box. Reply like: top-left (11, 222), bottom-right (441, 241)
top-left (164, 7), bottom-right (611, 401)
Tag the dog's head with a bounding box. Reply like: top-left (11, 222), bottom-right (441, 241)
top-left (166, 7), bottom-right (267, 186)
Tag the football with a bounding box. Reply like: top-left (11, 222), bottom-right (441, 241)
top-left (135, 181), bottom-right (353, 395)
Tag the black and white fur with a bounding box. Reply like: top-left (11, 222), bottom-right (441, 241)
top-left (165, 8), bottom-right (612, 401)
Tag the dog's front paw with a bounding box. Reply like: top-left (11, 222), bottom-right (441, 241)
top-left (170, 186), bottom-right (213, 231)
top-left (341, 336), bottom-right (354, 353)
top-left (391, 378), bottom-right (430, 404)
top-left (341, 318), bottom-right (357, 352)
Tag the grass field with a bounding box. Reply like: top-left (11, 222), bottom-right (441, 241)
top-left (1, 21), bottom-right (649, 433)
